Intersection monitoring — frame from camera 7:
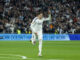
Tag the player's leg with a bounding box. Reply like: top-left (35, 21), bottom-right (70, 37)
top-left (37, 31), bottom-right (43, 56)
top-left (30, 27), bottom-right (37, 45)
top-left (31, 32), bottom-right (36, 45)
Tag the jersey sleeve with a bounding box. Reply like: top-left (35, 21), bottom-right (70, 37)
top-left (42, 14), bottom-right (51, 21)
top-left (30, 18), bottom-right (37, 28)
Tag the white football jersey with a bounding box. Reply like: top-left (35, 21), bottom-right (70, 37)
top-left (30, 14), bottom-right (51, 32)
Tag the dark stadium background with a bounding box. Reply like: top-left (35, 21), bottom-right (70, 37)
top-left (0, 0), bottom-right (80, 34)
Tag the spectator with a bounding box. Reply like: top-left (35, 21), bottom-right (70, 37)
top-left (0, 0), bottom-right (80, 34)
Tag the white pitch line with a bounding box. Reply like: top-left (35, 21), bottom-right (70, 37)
top-left (0, 54), bottom-right (28, 59)
top-left (0, 57), bottom-right (21, 59)
top-left (0, 54), bottom-right (61, 60)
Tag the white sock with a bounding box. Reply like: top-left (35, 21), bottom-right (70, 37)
top-left (39, 39), bottom-right (42, 55)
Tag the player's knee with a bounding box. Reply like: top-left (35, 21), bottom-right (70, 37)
top-left (38, 37), bottom-right (42, 40)
top-left (39, 38), bottom-right (42, 42)
top-left (38, 36), bottom-right (42, 40)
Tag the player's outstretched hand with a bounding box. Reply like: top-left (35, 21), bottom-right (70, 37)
top-left (48, 10), bottom-right (51, 14)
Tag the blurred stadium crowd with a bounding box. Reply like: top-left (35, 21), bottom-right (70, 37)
top-left (0, 0), bottom-right (80, 34)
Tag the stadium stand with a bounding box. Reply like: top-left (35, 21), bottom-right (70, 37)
top-left (0, 0), bottom-right (80, 34)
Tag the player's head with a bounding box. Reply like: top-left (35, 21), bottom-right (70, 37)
top-left (36, 9), bottom-right (43, 19)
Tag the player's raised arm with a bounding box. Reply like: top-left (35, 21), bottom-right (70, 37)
top-left (42, 10), bottom-right (51, 21)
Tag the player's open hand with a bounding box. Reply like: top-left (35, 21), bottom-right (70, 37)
top-left (48, 10), bottom-right (51, 14)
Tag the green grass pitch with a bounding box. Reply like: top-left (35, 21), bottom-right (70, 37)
top-left (0, 41), bottom-right (80, 60)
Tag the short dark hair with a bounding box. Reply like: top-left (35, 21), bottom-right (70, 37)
top-left (36, 9), bottom-right (43, 16)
